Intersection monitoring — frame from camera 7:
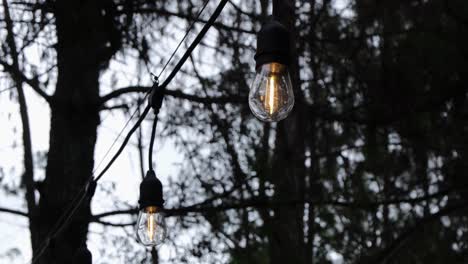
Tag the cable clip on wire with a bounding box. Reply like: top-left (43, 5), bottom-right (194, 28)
top-left (149, 75), bottom-right (164, 113)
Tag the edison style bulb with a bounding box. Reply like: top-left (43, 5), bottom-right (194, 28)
top-left (249, 62), bottom-right (294, 122)
top-left (136, 206), bottom-right (167, 247)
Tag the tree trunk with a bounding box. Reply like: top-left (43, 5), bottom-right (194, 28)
top-left (2, 0), bottom-right (39, 253)
top-left (35, 1), bottom-right (119, 263)
top-left (269, 0), bottom-right (307, 263)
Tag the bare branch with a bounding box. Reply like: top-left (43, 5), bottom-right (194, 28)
top-left (92, 209), bottom-right (137, 219)
top-left (0, 207), bottom-right (28, 217)
top-left (371, 201), bottom-right (468, 264)
top-left (91, 188), bottom-right (455, 220)
top-left (0, 60), bottom-right (51, 103)
top-left (228, 0), bottom-right (261, 21)
top-left (92, 220), bottom-right (135, 227)
top-left (119, 6), bottom-right (256, 35)
top-left (100, 103), bottom-right (130, 111)
top-left (99, 86), bottom-right (245, 106)
top-left (99, 86), bottom-right (149, 103)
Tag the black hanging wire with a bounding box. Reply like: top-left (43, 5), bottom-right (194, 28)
top-left (90, 0), bottom-right (210, 174)
top-left (148, 111), bottom-right (158, 171)
top-left (100, 0), bottom-right (230, 179)
top-left (28, 179), bottom-right (94, 264)
top-left (157, 0), bottom-right (211, 79)
top-left (93, 84), bottom-right (155, 175)
top-left (94, 104), bottom-right (152, 182)
top-left (27, 0), bottom-right (230, 263)
top-left (148, 76), bottom-right (164, 172)
top-left (28, 80), bottom-right (156, 264)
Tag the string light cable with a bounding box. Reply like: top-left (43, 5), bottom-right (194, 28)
top-left (27, 80), bottom-right (157, 264)
top-left (66, 0), bottom-right (211, 180)
top-left (27, 0), bottom-right (230, 263)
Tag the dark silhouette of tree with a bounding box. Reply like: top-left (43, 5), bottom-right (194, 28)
top-left (1, 0), bottom-right (468, 263)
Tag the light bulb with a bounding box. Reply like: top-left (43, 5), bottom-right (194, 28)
top-left (249, 62), bottom-right (294, 122)
top-left (135, 206), bottom-right (167, 247)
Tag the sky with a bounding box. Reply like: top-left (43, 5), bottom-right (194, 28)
top-left (0, 46), bottom-right (184, 264)
top-left (0, 0), bottom-right (351, 263)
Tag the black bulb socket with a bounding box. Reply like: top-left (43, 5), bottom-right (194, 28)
top-left (138, 170), bottom-right (164, 210)
top-left (254, 19), bottom-right (291, 69)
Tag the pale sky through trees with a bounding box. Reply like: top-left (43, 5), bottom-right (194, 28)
top-left (5, 0), bottom-right (463, 263)
top-left (0, 1), bottom-right (343, 258)
top-left (3, 1), bottom-right (353, 263)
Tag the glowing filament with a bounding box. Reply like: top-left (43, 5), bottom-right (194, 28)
top-left (146, 206), bottom-right (157, 241)
top-left (264, 74), bottom-right (279, 115)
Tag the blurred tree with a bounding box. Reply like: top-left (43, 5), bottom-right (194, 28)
top-left (0, 0), bottom-right (468, 263)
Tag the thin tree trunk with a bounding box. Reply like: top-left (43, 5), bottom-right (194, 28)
top-left (270, 0), bottom-right (307, 263)
top-left (2, 0), bottom-right (39, 253)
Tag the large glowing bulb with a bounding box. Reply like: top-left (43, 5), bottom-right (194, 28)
top-left (136, 206), bottom-right (167, 247)
top-left (249, 62), bottom-right (294, 122)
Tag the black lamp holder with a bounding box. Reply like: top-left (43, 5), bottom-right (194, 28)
top-left (138, 170), bottom-right (164, 210)
top-left (254, 17), bottom-right (291, 69)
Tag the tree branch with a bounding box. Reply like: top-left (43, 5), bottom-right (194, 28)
top-left (92, 209), bottom-right (137, 220)
top-left (228, 0), bottom-right (260, 21)
top-left (91, 188), bottom-right (455, 220)
top-left (371, 201), bottom-right (468, 264)
top-left (92, 220), bottom-right (135, 227)
top-left (0, 60), bottom-right (51, 103)
top-left (100, 103), bottom-right (130, 111)
top-left (0, 207), bottom-right (28, 217)
top-left (0, 0), bottom-right (52, 104)
top-left (99, 86), bottom-right (245, 106)
top-left (119, 6), bottom-right (256, 35)
top-left (2, 0), bottom-right (39, 248)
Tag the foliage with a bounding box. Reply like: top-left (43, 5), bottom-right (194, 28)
top-left (0, 0), bottom-right (468, 263)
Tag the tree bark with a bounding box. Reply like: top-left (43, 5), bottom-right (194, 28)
top-left (269, 0), bottom-right (307, 263)
top-left (35, 0), bottom-right (119, 263)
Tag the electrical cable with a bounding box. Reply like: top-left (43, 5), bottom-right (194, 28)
top-left (28, 101), bottom-right (150, 263)
top-left (95, 0), bottom-right (211, 175)
top-left (93, 96), bottom-right (152, 175)
top-left (148, 113), bottom-right (158, 172)
top-left (158, 0), bottom-right (229, 91)
top-left (27, 0), bottom-right (230, 262)
top-left (28, 180), bottom-right (90, 264)
top-left (94, 104), bottom-right (151, 182)
top-left (27, 82), bottom-right (156, 264)
top-left (156, 0), bottom-right (211, 79)
top-left (93, 92), bottom-right (151, 174)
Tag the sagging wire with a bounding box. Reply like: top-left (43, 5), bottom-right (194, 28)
top-left (27, 0), bottom-right (230, 262)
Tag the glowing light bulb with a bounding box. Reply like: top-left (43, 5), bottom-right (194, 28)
top-left (136, 206), bottom-right (167, 247)
top-left (249, 62), bottom-right (294, 122)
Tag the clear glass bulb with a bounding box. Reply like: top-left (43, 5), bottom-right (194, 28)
top-left (135, 206), bottom-right (167, 247)
top-left (249, 62), bottom-right (294, 122)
